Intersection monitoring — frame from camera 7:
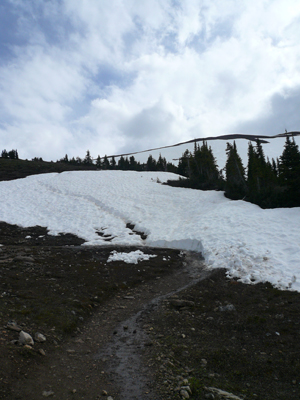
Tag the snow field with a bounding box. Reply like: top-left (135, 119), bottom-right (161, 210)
top-left (0, 170), bottom-right (299, 291)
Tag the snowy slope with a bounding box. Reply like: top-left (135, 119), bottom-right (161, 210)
top-left (0, 170), bottom-right (299, 291)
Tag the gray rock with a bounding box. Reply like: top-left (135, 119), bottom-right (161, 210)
top-left (219, 304), bottom-right (236, 312)
top-left (42, 390), bottom-right (54, 397)
top-left (35, 332), bottom-right (46, 343)
top-left (14, 255), bottom-right (35, 263)
top-left (206, 387), bottom-right (243, 399)
top-left (19, 331), bottom-right (34, 346)
top-left (180, 389), bottom-right (190, 399)
top-left (6, 321), bottom-right (22, 332)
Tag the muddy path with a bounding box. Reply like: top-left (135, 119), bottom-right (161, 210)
top-left (9, 250), bottom-right (207, 400)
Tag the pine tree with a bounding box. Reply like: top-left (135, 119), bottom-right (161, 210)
top-left (110, 156), bottom-right (116, 169)
top-left (278, 135), bottom-right (300, 206)
top-left (84, 150), bottom-right (93, 165)
top-left (96, 155), bottom-right (102, 169)
top-left (1, 149), bottom-right (8, 158)
top-left (190, 141), bottom-right (219, 189)
top-left (177, 150), bottom-right (191, 177)
top-left (225, 141), bottom-right (246, 199)
top-left (146, 155), bottom-right (157, 171)
top-left (102, 155), bottom-right (110, 170)
top-left (157, 153), bottom-right (167, 171)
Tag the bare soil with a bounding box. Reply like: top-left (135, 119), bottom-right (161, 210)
top-left (0, 165), bottom-right (299, 400)
top-left (0, 222), bottom-right (299, 400)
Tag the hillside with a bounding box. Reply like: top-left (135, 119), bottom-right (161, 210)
top-left (0, 158), bottom-right (95, 182)
top-left (0, 169), bottom-right (300, 399)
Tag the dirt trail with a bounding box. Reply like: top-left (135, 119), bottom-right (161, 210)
top-left (10, 252), bottom-right (206, 400)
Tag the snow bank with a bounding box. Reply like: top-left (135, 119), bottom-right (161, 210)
top-left (0, 170), bottom-right (299, 291)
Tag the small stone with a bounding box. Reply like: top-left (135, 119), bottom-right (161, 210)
top-left (35, 332), bottom-right (46, 343)
top-left (219, 304), bottom-right (236, 312)
top-left (107, 397), bottom-right (114, 400)
top-left (181, 385), bottom-right (192, 395)
top-left (19, 331), bottom-right (34, 346)
top-left (72, 389), bottom-right (77, 393)
top-left (38, 349), bottom-right (46, 356)
top-left (7, 321), bottom-right (22, 332)
top-left (42, 390), bottom-right (54, 397)
top-left (180, 389), bottom-right (190, 399)
top-left (201, 358), bottom-right (208, 367)
top-left (102, 390), bottom-right (108, 395)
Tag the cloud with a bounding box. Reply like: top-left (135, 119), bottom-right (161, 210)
top-left (0, 0), bottom-right (300, 161)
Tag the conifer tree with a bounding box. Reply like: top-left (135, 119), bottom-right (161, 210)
top-left (177, 150), bottom-right (191, 177)
top-left (96, 155), bottom-right (102, 169)
top-left (102, 155), bottom-right (110, 170)
top-left (225, 141), bottom-right (246, 199)
top-left (84, 150), bottom-right (93, 165)
top-left (146, 155), bottom-right (157, 171)
top-left (278, 135), bottom-right (300, 206)
top-left (110, 156), bottom-right (116, 169)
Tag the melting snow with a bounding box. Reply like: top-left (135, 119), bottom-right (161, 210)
top-left (0, 170), bottom-right (299, 291)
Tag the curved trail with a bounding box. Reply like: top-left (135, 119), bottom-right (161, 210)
top-left (96, 251), bottom-right (209, 399)
top-left (11, 251), bottom-right (209, 400)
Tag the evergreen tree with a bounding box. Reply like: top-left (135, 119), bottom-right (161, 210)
top-left (177, 150), bottom-right (191, 177)
top-left (96, 155), bottom-right (102, 169)
top-left (278, 135), bottom-right (300, 206)
top-left (129, 156), bottom-right (137, 170)
top-left (225, 141), bottom-right (246, 199)
top-left (118, 156), bottom-right (126, 170)
top-left (1, 149), bottom-right (8, 158)
top-left (83, 150), bottom-right (93, 165)
top-left (102, 155), bottom-right (110, 170)
top-left (190, 141), bottom-right (219, 189)
top-left (110, 156), bottom-right (116, 169)
top-left (157, 153), bottom-right (167, 171)
top-left (146, 155), bottom-right (157, 171)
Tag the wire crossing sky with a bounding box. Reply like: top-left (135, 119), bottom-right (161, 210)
top-left (1, 0), bottom-right (300, 161)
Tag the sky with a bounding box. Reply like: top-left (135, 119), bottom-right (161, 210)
top-left (1, 170), bottom-right (299, 291)
top-left (1, 0), bottom-right (300, 162)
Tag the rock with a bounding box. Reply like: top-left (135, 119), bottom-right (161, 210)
top-left (6, 321), bottom-right (22, 332)
top-left (19, 331), bottom-right (34, 346)
top-left (219, 304), bottom-right (236, 312)
top-left (14, 255), bottom-right (35, 263)
top-left (205, 387), bottom-right (243, 400)
top-left (180, 388), bottom-right (190, 399)
top-left (38, 349), bottom-right (46, 356)
top-left (204, 394), bottom-right (215, 399)
top-left (23, 344), bottom-right (33, 350)
top-left (107, 397), bottom-right (114, 400)
top-left (181, 385), bottom-right (192, 394)
top-left (42, 390), bottom-right (54, 397)
top-left (35, 332), bottom-right (46, 343)
top-left (201, 358), bottom-right (208, 367)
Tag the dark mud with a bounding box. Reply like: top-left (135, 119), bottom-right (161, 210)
top-left (0, 221), bottom-right (300, 399)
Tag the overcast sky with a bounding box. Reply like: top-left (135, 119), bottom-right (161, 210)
top-left (1, 0), bottom-right (300, 161)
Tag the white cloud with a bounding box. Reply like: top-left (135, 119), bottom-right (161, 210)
top-left (0, 0), bottom-right (300, 161)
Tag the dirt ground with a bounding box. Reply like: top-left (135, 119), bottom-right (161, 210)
top-left (0, 221), bottom-right (300, 400)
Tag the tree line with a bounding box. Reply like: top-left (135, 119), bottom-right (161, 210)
top-left (1, 149), bottom-right (19, 159)
top-left (170, 135), bottom-right (300, 208)
top-left (58, 150), bottom-right (178, 173)
top-left (2, 135), bottom-right (299, 208)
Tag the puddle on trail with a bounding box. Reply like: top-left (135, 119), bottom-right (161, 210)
top-left (95, 251), bottom-right (210, 400)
